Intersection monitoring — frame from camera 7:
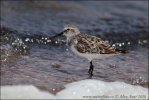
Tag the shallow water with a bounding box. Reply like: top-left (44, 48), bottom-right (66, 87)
top-left (0, 1), bottom-right (148, 94)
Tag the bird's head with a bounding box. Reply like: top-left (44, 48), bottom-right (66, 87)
top-left (62, 24), bottom-right (80, 38)
top-left (51, 24), bottom-right (80, 43)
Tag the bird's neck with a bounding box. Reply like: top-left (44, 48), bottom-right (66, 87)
top-left (66, 34), bottom-right (79, 46)
top-left (66, 36), bottom-right (73, 45)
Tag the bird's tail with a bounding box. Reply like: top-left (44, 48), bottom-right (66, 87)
top-left (115, 48), bottom-right (128, 53)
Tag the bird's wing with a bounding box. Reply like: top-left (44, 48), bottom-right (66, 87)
top-left (74, 34), bottom-right (117, 54)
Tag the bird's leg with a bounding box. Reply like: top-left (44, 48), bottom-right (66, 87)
top-left (88, 61), bottom-right (94, 77)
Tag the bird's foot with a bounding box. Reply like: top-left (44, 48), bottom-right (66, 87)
top-left (88, 69), bottom-right (93, 78)
top-left (88, 61), bottom-right (94, 78)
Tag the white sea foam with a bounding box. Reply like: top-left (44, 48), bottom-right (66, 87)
top-left (1, 79), bottom-right (148, 99)
top-left (56, 79), bottom-right (148, 99)
top-left (1, 85), bottom-right (55, 99)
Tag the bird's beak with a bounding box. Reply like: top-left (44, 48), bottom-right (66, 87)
top-left (51, 31), bottom-right (64, 38)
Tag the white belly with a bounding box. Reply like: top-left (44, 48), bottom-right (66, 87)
top-left (71, 45), bottom-right (118, 61)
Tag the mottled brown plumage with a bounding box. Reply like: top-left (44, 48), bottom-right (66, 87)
top-left (71, 34), bottom-right (118, 54)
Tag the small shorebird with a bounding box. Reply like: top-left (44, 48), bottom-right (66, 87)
top-left (54, 25), bottom-right (126, 77)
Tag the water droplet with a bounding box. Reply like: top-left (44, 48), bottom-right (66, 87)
top-left (143, 40), bottom-right (147, 43)
top-left (25, 38), bottom-right (30, 42)
top-left (138, 40), bottom-right (141, 44)
top-left (55, 41), bottom-right (58, 44)
top-left (47, 40), bottom-right (51, 42)
top-left (30, 39), bottom-right (33, 42)
top-left (119, 43), bottom-right (122, 47)
top-left (127, 42), bottom-right (130, 45)
top-left (112, 44), bottom-right (115, 47)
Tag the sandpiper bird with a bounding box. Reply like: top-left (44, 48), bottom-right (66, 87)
top-left (54, 25), bottom-right (126, 77)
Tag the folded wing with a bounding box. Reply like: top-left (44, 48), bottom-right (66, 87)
top-left (74, 34), bottom-right (117, 54)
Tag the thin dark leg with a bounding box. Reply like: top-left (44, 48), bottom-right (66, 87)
top-left (88, 61), bottom-right (94, 77)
